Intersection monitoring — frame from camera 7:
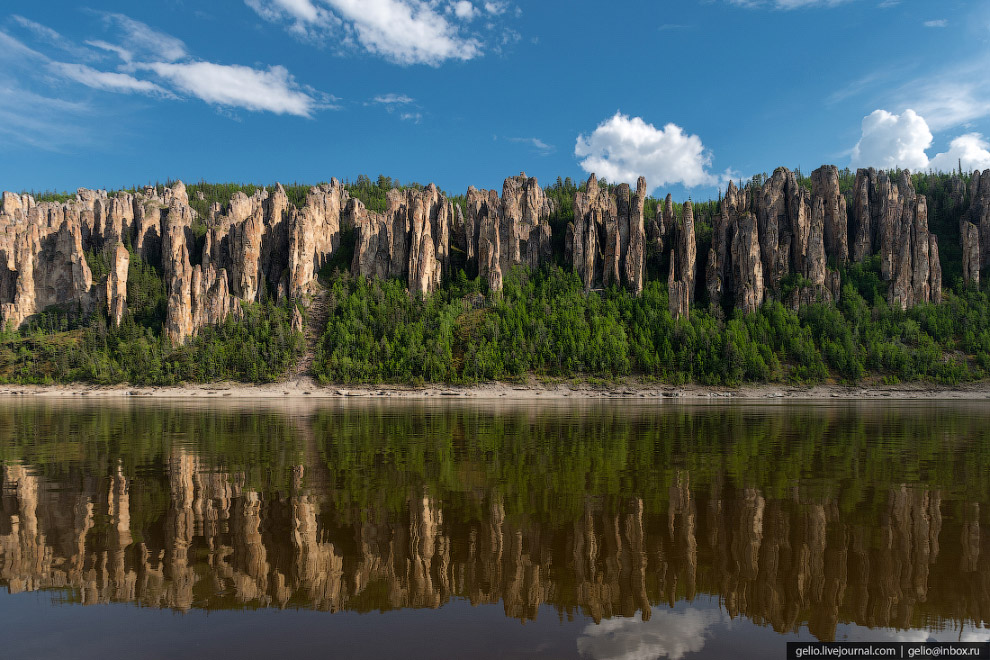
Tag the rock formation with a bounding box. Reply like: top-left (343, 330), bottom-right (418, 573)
top-left (962, 220), bottom-right (981, 287)
top-left (351, 184), bottom-right (452, 296)
top-left (566, 174), bottom-right (647, 293)
top-left (965, 169), bottom-right (990, 279)
top-left (848, 169), bottom-right (942, 308)
top-left (461, 174), bottom-right (554, 292)
top-left (667, 200), bottom-right (696, 319)
top-left (0, 163), bottom-right (956, 343)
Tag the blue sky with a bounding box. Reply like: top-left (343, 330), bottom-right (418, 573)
top-left (1, 0), bottom-right (988, 200)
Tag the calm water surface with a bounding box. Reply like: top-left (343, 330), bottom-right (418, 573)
top-left (1, 399), bottom-right (988, 659)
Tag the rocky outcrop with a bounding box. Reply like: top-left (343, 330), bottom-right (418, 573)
top-left (666, 200), bottom-right (696, 319)
top-left (848, 169), bottom-right (942, 308)
top-left (1, 199), bottom-right (94, 329)
top-left (567, 174), bottom-right (647, 293)
top-left (0, 162), bottom-right (957, 343)
top-left (962, 221), bottom-right (981, 287)
top-left (462, 174), bottom-right (553, 292)
top-left (966, 169), bottom-right (990, 273)
top-left (103, 243), bottom-right (129, 326)
top-left (286, 180), bottom-right (349, 299)
top-left (730, 212), bottom-right (764, 314)
top-left (351, 184), bottom-right (453, 296)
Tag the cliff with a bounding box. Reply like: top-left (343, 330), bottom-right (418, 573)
top-left (0, 165), bottom-right (953, 345)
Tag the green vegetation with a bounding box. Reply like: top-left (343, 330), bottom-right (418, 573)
top-left (0, 251), bottom-right (302, 385)
top-left (312, 261), bottom-right (990, 386)
top-left (4, 169), bottom-right (988, 387)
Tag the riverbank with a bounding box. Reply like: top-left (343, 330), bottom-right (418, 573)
top-left (2, 377), bottom-right (990, 400)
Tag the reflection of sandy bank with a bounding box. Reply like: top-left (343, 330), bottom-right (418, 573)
top-left (3, 376), bottom-right (990, 401)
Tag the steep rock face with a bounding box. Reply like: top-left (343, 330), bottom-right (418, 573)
top-left (103, 243), bottom-right (129, 327)
top-left (286, 180), bottom-right (349, 299)
top-left (462, 174), bottom-right (553, 291)
top-left (962, 221), bottom-right (981, 287)
top-left (162, 201), bottom-right (196, 344)
top-left (849, 169), bottom-right (942, 308)
top-left (351, 185), bottom-right (452, 296)
top-left (967, 169), bottom-right (990, 270)
top-left (0, 199), bottom-right (94, 329)
top-left (567, 174), bottom-right (646, 293)
top-left (730, 212), bottom-right (764, 314)
top-left (707, 168), bottom-right (838, 313)
top-left (811, 165), bottom-right (848, 263)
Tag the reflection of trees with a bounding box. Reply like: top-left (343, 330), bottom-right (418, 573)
top-left (0, 400), bottom-right (988, 640)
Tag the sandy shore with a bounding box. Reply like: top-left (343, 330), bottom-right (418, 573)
top-left (2, 377), bottom-right (990, 400)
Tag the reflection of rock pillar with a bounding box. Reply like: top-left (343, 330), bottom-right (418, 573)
top-left (109, 464), bottom-right (136, 602)
top-left (669, 471), bottom-right (697, 599)
top-left (961, 503), bottom-right (980, 574)
top-left (623, 498), bottom-right (651, 621)
top-left (732, 488), bottom-right (765, 581)
top-left (236, 491), bottom-right (269, 601)
top-left (291, 466), bottom-right (344, 610)
top-left (2, 466), bottom-right (43, 594)
top-left (408, 494), bottom-right (443, 608)
top-left (166, 449), bottom-right (197, 610)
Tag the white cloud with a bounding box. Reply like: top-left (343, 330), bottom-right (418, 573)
top-left (245, 0), bottom-right (483, 65)
top-left (49, 62), bottom-right (171, 96)
top-left (484, 1), bottom-right (507, 14)
top-left (373, 93), bottom-right (414, 105)
top-left (451, 1), bottom-right (478, 20)
top-left (851, 109), bottom-right (932, 170)
top-left (929, 133), bottom-right (990, 172)
top-left (141, 61), bottom-right (317, 116)
top-left (850, 109), bottom-right (990, 172)
top-left (887, 57), bottom-right (990, 131)
top-left (727, 0), bottom-right (856, 8)
top-left (97, 12), bottom-right (188, 63)
top-left (399, 112), bottom-right (422, 122)
top-left (577, 607), bottom-right (725, 660)
top-left (508, 136), bottom-right (554, 155)
top-left (575, 112), bottom-right (727, 190)
top-left (923, 19), bottom-right (947, 27)
top-left (3, 15), bottom-right (326, 118)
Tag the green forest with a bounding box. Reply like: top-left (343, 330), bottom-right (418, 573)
top-left (3, 168), bottom-right (989, 387)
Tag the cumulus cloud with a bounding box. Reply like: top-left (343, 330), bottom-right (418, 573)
top-left (575, 112), bottom-right (728, 190)
top-left (851, 109), bottom-right (990, 172)
top-left (245, 0), bottom-right (484, 65)
top-left (851, 109), bottom-right (932, 170)
top-left (451, 1), bottom-right (478, 20)
top-left (577, 607), bottom-right (725, 660)
top-left (141, 62), bottom-right (317, 116)
top-left (929, 134), bottom-right (990, 172)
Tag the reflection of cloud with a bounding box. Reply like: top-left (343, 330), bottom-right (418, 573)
top-left (839, 624), bottom-right (990, 644)
top-left (577, 607), bottom-right (725, 660)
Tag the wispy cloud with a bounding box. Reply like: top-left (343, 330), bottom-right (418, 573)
top-left (659, 23), bottom-right (692, 31)
top-left (372, 93), bottom-right (414, 105)
top-left (245, 0), bottom-right (520, 65)
top-left (2, 14), bottom-right (328, 119)
top-left (508, 136), bottom-right (555, 155)
top-left (726, 0), bottom-right (857, 8)
top-left (400, 111), bottom-right (422, 123)
top-left (139, 61), bottom-right (317, 116)
top-left (923, 19), bottom-right (947, 28)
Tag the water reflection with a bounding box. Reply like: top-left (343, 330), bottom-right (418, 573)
top-left (0, 400), bottom-right (988, 644)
